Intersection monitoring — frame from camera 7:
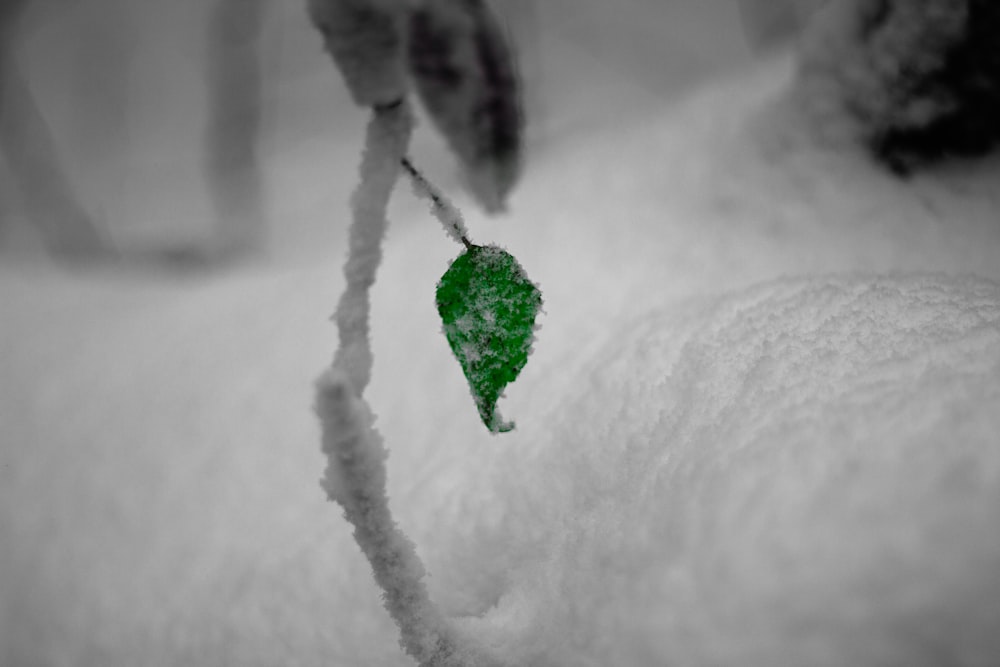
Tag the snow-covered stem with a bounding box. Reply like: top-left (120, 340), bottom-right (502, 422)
top-left (316, 369), bottom-right (471, 666)
top-left (318, 102), bottom-right (501, 666)
top-left (332, 101), bottom-right (412, 393)
top-left (401, 157), bottom-right (473, 249)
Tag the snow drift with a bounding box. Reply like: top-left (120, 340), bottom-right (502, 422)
top-left (430, 273), bottom-right (1000, 666)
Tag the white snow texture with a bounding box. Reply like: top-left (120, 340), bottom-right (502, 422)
top-left (3, 35), bottom-right (1000, 667)
top-left (438, 274), bottom-right (1000, 667)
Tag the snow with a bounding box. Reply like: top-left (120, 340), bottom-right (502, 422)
top-left (3, 33), bottom-right (1000, 667)
top-left (443, 273), bottom-right (1000, 666)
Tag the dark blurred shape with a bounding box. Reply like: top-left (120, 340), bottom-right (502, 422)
top-left (489, 0), bottom-right (540, 132)
top-left (407, 0), bottom-right (523, 213)
top-left (867, 0), bottom-right (1000, 174)
top-left (800, 0), bottom-right (1000, 175)
top-left (307, 0), bottom-right (409, 108)
top-left (0, 0), bottom-right (110, 260)
top-left (204, 0), bottom-right (268, 258)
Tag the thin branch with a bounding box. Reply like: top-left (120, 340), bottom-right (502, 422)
top-left (316, 100), bottom-right (503, 666)
top-left (401, 156), bottom-right (473, 249)
top-left (316, 369), bottom-right (465, 666)
top-left (331, 101), bottom-right (413, 393)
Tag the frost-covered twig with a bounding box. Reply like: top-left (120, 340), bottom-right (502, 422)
top-left (401, 157), bottom-right (472, 249)
top-left (311, 2), bottom-right (525, 661)
top-left (315, 99), bottom-right (503, 665)
top-left (331, 101), bottom-right (412, 393)
top-left (316, 368), bottom-right (469, 667)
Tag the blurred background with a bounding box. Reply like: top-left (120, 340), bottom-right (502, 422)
top-left (0, 0), bottom-right (819, 269)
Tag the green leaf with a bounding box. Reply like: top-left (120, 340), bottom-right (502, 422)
top-left (436, 244), bottom-right (542, 433)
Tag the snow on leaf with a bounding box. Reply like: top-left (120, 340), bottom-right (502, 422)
top-left (436, 244), bottom-right (541, 433)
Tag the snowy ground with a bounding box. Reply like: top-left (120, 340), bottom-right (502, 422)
top-left (2, 3), bottom-right (1000, 666)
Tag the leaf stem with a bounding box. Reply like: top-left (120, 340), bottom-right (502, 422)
top-left (400, 156), bottom-right (474, 250)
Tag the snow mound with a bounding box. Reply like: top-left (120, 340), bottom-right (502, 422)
top-left (389, 272), bottom-right (1000, 666)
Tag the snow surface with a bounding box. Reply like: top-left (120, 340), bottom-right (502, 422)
top-left (2, 50), bottom-right (1000, 665)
